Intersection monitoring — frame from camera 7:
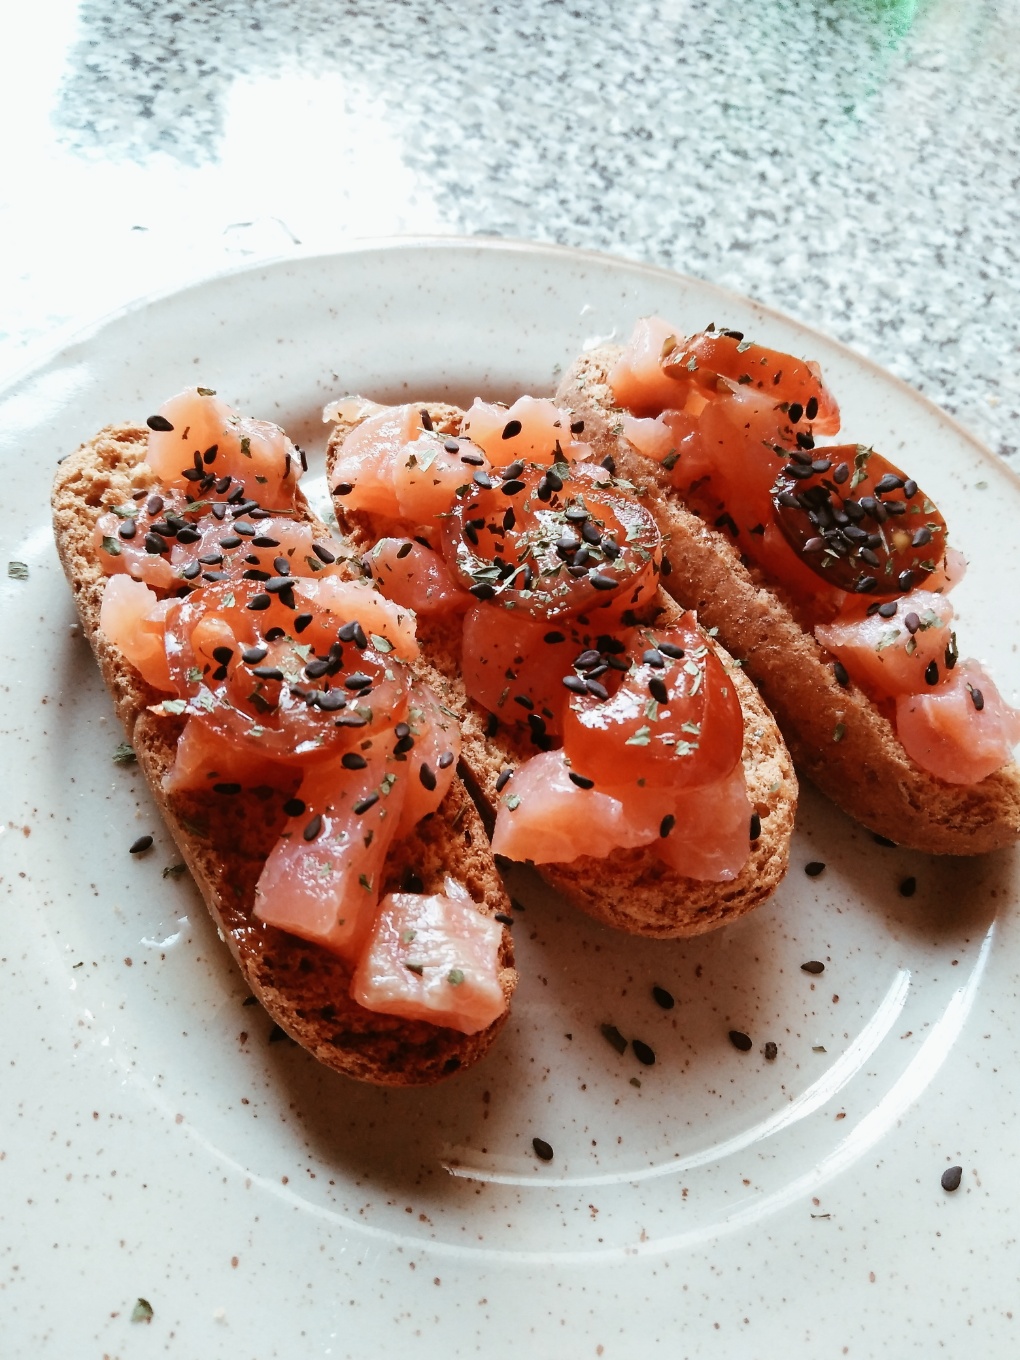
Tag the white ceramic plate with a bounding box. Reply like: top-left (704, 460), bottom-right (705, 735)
top-left (3, 240), bottom-right (1019, 1359)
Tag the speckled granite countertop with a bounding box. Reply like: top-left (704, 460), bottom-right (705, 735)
top-left (3, 0), bottom-right (1017, 461)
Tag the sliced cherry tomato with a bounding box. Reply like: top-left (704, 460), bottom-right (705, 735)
top-left (561, 619), bottom-right (743, 790)
top-left (440, 462), bottom-right (661, 621)
top-left (661, 329), bottom-right (840, 435)
top-left (163, 577), bottom-right (411, 763)
top-left (771, 444), bottom-right (948, 598)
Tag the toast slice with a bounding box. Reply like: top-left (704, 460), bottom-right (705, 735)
top-left (557, 346), bottom-right (1020, 855)
top-left (326, 402), bottom-right (798, 939)
top-left (52, 423), bottom-right (517, 1085)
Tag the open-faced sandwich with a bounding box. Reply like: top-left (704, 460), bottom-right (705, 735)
top-left (52, 389), bottom-right (517, 1084)
top-left (556, 318), bottom-right (1020, 854)
top-left (325, 393), bottom-right (798, 938)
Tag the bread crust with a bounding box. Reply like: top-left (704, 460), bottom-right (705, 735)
top-left (52, 424), bottom-right (517, 1085)
top-left (326, 404), bottom-right (798, 939)
top-left (556, 347), bottom-right (1020, 856)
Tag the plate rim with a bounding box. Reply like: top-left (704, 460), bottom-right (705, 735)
top-left (4, 232), bottom-right (1018, 495)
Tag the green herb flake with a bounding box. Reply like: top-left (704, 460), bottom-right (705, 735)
top-left (112, 742), bottom-right (136, 765)
top-left (735, 338), bottom-right (753, 353)
top-left (108, 503), bottom-right (137, 518)
top-left (874, 628), bottom-right (901, 653)
top-left (644, 698), bottom-right (659, 722)
top-left (358, 873), bottom-right (373, 892)
top-left (447, 968), bottom-right (465, 987)
top-left (100, 537), bottom-right (122, 557)
top-left (186, 666), bottom-right (203, 683)
top-left (505, 793), bottom-right (521, 811)
top-left (661, 450), bottom-right (679, 471)
top-left (370, 633), bottom-right (394, 654)
top-left (400, 929), bottom-right (417, 944)
top-left (162, 698), bottom-right (187, 716)
top-left (131, 1299), bottom-right (154, 1325)
top-left (380, 772), bottom-right (397, 795)
top-left (626, 725), bottom-right (651, 747)
top-left (405, 962), bottom-right (424, 976)
top-left (162, 862), bottom-right (187, 880)
top-left (239, 437), bottom-right (251, 458)
top-left (196, 387), bottom-right (217, 397)
top-left (600, 1023), bottom-right (628, 1055)
top-left (833, 722), bottom-right (846, 743)
top-left (304, 554), bottom-right (323, 573)
top-left (223, 592), bottom-right (235, 608)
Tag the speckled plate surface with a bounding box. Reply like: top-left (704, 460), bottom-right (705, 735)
top-left (2, 240), bottom-right (1019, 1359)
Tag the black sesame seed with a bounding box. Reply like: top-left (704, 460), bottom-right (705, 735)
top-left (903, 611), bottom-right (920, 635)
top-left (729, 1030), bottom-right (753, 1052)
top-left (344, 673), bottom-right (373, 691)
top-left (652, 985), bottom-right (675, 1009)
top-left (788, 402), bottom-right (804, 424)
top-left (241, 645), bottom-right (268, 664)
top-left (332, 482), bottom-right (354, 496)
top-left (585, 679), bottom-right (609, 700)
top-left (801, 959), bottom-right (825, 974)
top-left (903, 479), bottom-right (918, 498)
top-left (532, 1137), bottom-right (554, 1162)
top-left (805, 396), bottom-right (819, 421)
top-left (353, 793), bottom-right (379, 815)
top-left (877, 601), bottom-right (898, 618)
top-left (118, 519), bottom-right (137, 540)
top-left (875, 473), bottom-right (904, 494)
top-left (501, 479), bottom-right (526, 496)
top-left (941, 1165), bottom-right (963, 1193)
top-left (247, 594), bottom-right (271, 611)
top-left (146, 415), bottom-right (174, 432)
top-left (899, 876), bottom-right (917, 897)
top-left (833, 661), bottom-right (850, 687)
top-left (341, 753), bottom-right (368, 770)
top-left (495, 912), bottom-right (514, 927)
top-left (872, 832), bottom-right (898, 847)
top-left (648, 676), bottom-right (669, 704)
top-left (563, 675), bottom-right (588, 694)
top-left (419, 409), bottom-right (434, 432)
top-left (804, 862), bottom-right (825, 877)
top-left (438, 751), bottom-right (454, 770)
top-left (568, 772), bottom-right (595, 789)
top-left (213, 782), bottom-right (242, 795)
top-left (912, 526), bottom-right (933, 548)
top-left (632, 1039), bottom-right (656, 1066)
top-left (283, 798), bottom-right (305, 817)
top-left (643, 648), bottom-right (665, 668)
top-left (925, 660), bottom-right (939, 686)
top-left (897, 570), bottom-right (915, 592)
top-left (144, 532), bottom-right (169, 555)
top-left (855, 575), bottom-right (878, 593)
top-left (495, 768), bottom-right (513, 792)
top-left (589, 573), bottom-right (618, 591)
top-left (251, 665), bottom-right (284, 681)
top-left (659, 814), bottom-right (676, 838)
top-left (181, 562), bottom-right (201, 580)
top-left (419, 764), bottom-right (437, 792)
top-left (749, 813), bottom-right (762, 842)
top-left (129, 835), bottom-right (153, 855)
top-left (969, 685), bottom-right (985, 711)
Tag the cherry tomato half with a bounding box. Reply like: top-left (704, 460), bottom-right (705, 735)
top-left (771, 443), bottom-right (948, 598)
top-left (440, 462), bottom-right (661, 621)
top-left (561, 618), bottom-right (743, 790)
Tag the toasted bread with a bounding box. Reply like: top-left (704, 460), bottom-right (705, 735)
top-left (556, 346), bottom-right (1020, 855)
top-left (326, 402), bottom-right (797, 939)
top-left (52, 423), bottom-right (517, 1085)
